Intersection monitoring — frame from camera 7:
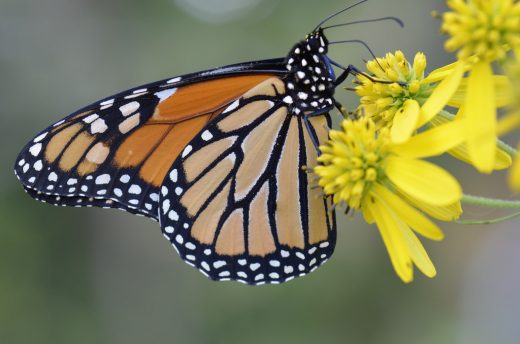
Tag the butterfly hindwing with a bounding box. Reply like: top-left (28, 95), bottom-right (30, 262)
top-left (159, 77), bottom-right (336, 285)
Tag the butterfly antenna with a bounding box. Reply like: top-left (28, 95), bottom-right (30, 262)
top-left (329, 39), bottom-right (385, 72)
top-left (322, 16), bottom-right (404, 30)
top-left (313, 0), bottom-right (370, 31)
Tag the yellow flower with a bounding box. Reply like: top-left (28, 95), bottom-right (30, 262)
top-left (442, 0), bottom-right (520, 62)
top-left (355, 51), bottom-right (465, 144)
top-left (354, 51), bottom-right (512, 171)
top-left (314, 118), bottom-right (463, 282)
top-left (440, 0), bottom-right (520, 173)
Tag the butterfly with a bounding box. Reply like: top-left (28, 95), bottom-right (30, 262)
top-left (14, 1), bottom-right (400, 285)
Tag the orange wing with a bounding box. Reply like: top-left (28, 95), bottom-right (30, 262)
top-left (15, 73), bottom-right (275, 219)
top-left (159, 77), bottom-right (336, 285)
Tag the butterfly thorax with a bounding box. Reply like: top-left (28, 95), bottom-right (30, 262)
top-left (283, 30), bottom-right (335, 116)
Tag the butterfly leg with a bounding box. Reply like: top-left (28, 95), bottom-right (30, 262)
top-left (333, 63), bottom-right (405, 86)
top-left (334, 100), bottom-right (349, 119)
top-left (303, 107), bottom-right (331, 154)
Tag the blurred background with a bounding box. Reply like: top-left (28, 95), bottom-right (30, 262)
top-left (1, 0), bottom-right (520, 343)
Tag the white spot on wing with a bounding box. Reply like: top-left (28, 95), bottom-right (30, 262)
top-left (169, 169), bottom-right (178, 183)
top-left (162, 199), bottom-right (170, 214)
top-left (90, 118), bottom-right (108, 134)
top-left (100, 99), bottom-right (114, 106)
top-left (83, 114), bottom-right (99, 124)
top-left (269, 260), bottom-right (280, 267)
top-left (34, 160), bottom-right (43, 171)
top-left (181, 145), bottom-right (192, 158)
top-left (223, 100), bottom-right (239, 113)
top-left (53, 120), bottom-right (65, 127)
top-left (95, 174), bottom-right (111, 185)
top-left (119, 101), bottom-right (140, 117)
top-left (168, 210), bottom-right (179, 221)
top-left (155, 88), bottom-right (177, 102)
top-left (283, 96), bottom-right (293, 104)
top-left (29, 143), bottom-right (42, 157)
top-left (213, 261), bottom-right (226, 269)
top-left (48, 172), bottom-right (58, 182)
top-left (201, 130), bottom-right (213, 141)
top-left (128, 184), bottom-right (142, 194)
top-left (33, 132), bottom-right (48, 143)
top-left (166, 77), bottom-right (181, 84)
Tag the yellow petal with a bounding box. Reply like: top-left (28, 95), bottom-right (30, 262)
top-left (391, 100), bottom-right (420, 144)
top-left (371, 191), bottom-right (437, 280)
top-left (417, 61), bottom-right (465, 127)
top-left (395, 217), bottom-right (437, 278)
top-left (393, 119), bottom-right (466, 158)
top-left (363, 202), bottom-right (376, 224)
top-left (497, 111), bottom-right (520, 136)
top-left (449, 75), bottom-right (514, 109)
top-left (430, 112), bottom-right (512, 170)
top-left (510, 143), bottom-right (520, 192)
top-left (423, 60), bottom-right (470, 83)
top-left (464, 62), bottom-right (497, 173)
top-left (451, 143), bottom-right (512, 170)
top-left (398, 190), bottom-right (462, 221)
top-left (386, 156), bottom-right (462, 206)
top-left (366, 194), bottom-right (413, 283)
top-left (372, 184), bottom-right (444, 240)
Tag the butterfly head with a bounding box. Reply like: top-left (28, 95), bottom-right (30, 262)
top-left (284, 29), bottom-right (335, 115)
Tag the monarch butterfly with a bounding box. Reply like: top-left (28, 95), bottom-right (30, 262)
top-left (14, 1), bottom-right (401, 285)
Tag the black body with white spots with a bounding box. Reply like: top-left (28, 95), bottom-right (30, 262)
top-left (283, 30), bottom-right (336, 115)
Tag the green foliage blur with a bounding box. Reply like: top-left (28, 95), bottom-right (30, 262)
top-left (1, 0), bottom-right (519, 343)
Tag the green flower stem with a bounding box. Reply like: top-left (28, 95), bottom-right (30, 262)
top-left (461, 194), bottom-right (520, 209)
top-left (456, 211), bottom-right (520, 225)
top-left (497, 138), bottom-right (518, 157)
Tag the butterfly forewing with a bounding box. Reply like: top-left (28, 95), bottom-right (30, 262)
top-left (14, 61), bottom-right (285, 220)
top-left (159, 77), bottom-right (336, 285)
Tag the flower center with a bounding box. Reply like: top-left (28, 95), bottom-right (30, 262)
top-left (354, 51), bottom-right (433, 129)
top-left (314, 118), bottom-right (390, 209)
top-left (442, 0), bottom-right (520, 62)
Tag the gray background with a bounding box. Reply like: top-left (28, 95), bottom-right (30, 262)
top-left (1, 0), bottom-right (519, 343)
